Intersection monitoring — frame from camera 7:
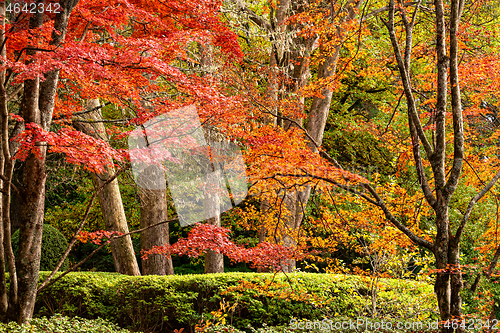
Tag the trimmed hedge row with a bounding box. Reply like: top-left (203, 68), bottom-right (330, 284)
top-left (0, 315), bottom-right (133, 333)
top-left (34, 272), bottom-right (438, 332)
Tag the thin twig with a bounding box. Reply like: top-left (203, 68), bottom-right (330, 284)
top-left (38, 166), bottom-right (128, 292)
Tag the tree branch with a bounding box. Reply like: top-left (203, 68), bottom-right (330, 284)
top-left (282, 168), bottom-right (434, 250)
top-left (233, 0), bottom-right (272, 31)
top-left (444, 0), bottom-right (465, 196)
top-left (72, 101), bottom-right (111, 116)
top-left (381, 0), bottom-right (433, 160)
top-left (363, 184), bottom-right (434, 250)
top-left (432, 0), bottom-right (449, 190)
top-left (6, 84), bottom-right (23, 103)
top-left (455, 170), bottom-right (500, 242)
top-left (37, 165), bottom-right (128, 293)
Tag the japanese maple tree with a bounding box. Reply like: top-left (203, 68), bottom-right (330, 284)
top-left (0, 0), bottom-right (244, 323)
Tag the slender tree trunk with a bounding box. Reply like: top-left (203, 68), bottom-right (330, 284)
top-left (0, 2), bottom-right (5, 315)
top-left (203, 147), bottom-right (224, 273)
top-left (93, 170), bottom-right (140, 275)
top-left (15, 130), bottom-right (45, 322)
top-left (255, 0), bottom-right (360, 272)
top-left (134, 98), bottom-right (175, 275)
top-left (0, 0), bottom-right (16, 321)
top-left (74, 99), bottom-right (140, 276)
top-left (196, 44), bottom-right (224, 273)
top-left (204, 199), bottom-right (224, 274)
top-left (433, 211), bottom-right (451, 323)
top-left (0, 127), bottom-right (5, 322)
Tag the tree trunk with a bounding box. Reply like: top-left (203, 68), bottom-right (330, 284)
top-left (433, 208), bottom-right (452, 325)
top-left (139, 183), bottom-right (174, 275)
top-left (93, 170), bottom-right (140, 275)
top-left (204, 217), bottom-right (224, 274)
top-left (0, 0), bottom-right (16, 321)
top-left (449, 243), bottom-right (464, 325)
top-left (74, 99), bottom-right (140, 276)
top-left (13, 8), bottom-right (45, 321)
top-left (203, 153), bottom-right (224, 273)
top-left (12, 1), bottom-right (80, 322)
top-left (15, 128), bottom-right (45, 322)
top-left (204, 196), bottom-right (224, 273)
top-left (254, 0), bottom-right (361, 273)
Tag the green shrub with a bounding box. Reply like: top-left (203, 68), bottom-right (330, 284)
top-left (202, 324), bottom-right (246, 332)
top-left (12, 224), bottom-right (69, 271)
top-left (35, 272), bottom-right (438, 333)
top-left (0, 315), bottom-right (135, 333)
top-left (36, 272), bottom-right (125, 318)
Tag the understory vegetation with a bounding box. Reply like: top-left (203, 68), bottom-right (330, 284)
top-left (30, 272), bottom-right (437, 332)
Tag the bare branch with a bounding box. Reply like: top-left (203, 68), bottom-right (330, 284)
top-left (363, 184), bottom-right (434, 250)
top-left (6, 84), bottom-right (22, 102)
top-left (455, 170), bottom-right (500, 241)
top-left (72, 101), bottom-right (112, 116)
top-left (319, 150), bottom-right (342, 169)
top-left (37, 166), bottom-right (128, 293)
top-left (444, 0), bottom-right (465, 196)
top-left (0, 174), bottom-right (21, 200)
top-left (409, 115), bottom-right (437, 207)
top-left (381, 0), bottom-right (434, 160)
top-left (281, 168), bottom-right (434, 250)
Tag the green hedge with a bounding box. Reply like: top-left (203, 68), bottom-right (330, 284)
top-left (35, 272), bottom-right (438, 332)
top-left (12, 224), bottom-right (69, 271)
top-left (0, 315), bottom-right (133, 333)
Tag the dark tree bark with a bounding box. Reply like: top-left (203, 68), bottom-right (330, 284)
top-left (0, 0), bottom-right (81, 323)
